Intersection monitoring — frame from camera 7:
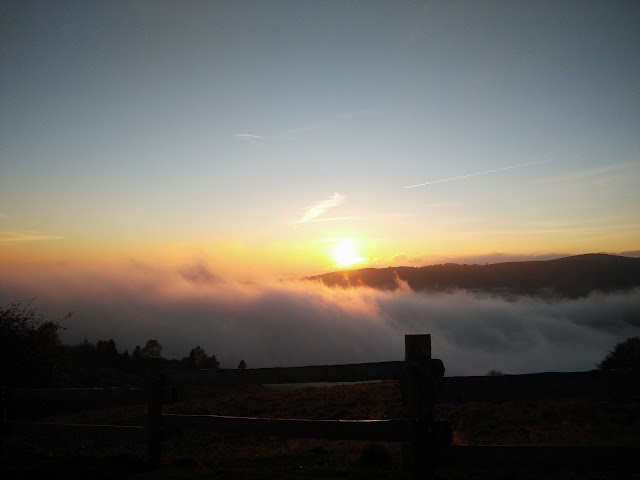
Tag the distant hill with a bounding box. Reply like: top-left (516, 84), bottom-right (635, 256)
top-left (304, 254), bottom-right (640, 298)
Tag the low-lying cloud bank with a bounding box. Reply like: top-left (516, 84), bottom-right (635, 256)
top-left (2, 262), bottom-right (639, 375)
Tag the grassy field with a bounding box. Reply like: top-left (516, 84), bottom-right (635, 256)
top-left (2, 380), bottom-right (639, 479)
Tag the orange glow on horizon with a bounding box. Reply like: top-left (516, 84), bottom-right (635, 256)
top-left (2, 229), bottom-right (638, 283)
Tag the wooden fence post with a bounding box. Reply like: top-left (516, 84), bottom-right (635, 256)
top-left (1, 387), bottom-right (7, 423)
top-left (145, 357), bottom-right (164, 468)
top-left (0, 387), bottom-right (7, 441)
top-left (405, 334), bottom-right (434, 479)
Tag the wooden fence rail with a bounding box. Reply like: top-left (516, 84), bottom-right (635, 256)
top-left (439, 445), bottom-right (638, 472)
top-left (439, 369), bottom-right (640, 403)
top-left (174, 361), bottom-right (640, 403)
top-left (188, 360), bottom-right (405, 385)
top-left (3, 334), bottom-right (640, 478)
top-left (163, 414), bottom-right (409, 442)
top-left (5, 421), bottom-right (146, 442)
top-left (5, 421), bottom-right (637, 472)
top-left (7, 369), bottom-right (638, 405)
top-left (5, 386), bottom-right (175, 405)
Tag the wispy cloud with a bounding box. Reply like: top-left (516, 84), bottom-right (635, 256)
top-left (310, 212), bottom-right (416, 224)
top-left (297, 193), bottom-right (347, 224)
top-left (0, 231), bottom-right (63, 243)
top-left (306, 216), bottom-right (359, 223)
top-left (404, 160), bottom-right (549, 189)
top-left (235, 109), bottom-right (369, 144)
top-left (234, 133), bottom-right (264, 144)
top-left (532, 162), bottom-right (637, 185)
top-left (422, 202), bottom-right (463, 208)
top-left (336, 109), bottom-right (372, 120)
top-left (234, 127), bottom-right (314, 143)
top-left (392, 252), bottom-right (571, 267)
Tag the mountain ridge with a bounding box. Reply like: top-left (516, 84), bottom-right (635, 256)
top-left (304, 253), bottom-right (640, 298)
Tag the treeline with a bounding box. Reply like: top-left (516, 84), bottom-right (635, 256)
top-left (76, 338), bottom-right (220, 370)
top-left (0, 299), bottom-right (220, 388)
top-left (61, 337), bottom-right (221, 370)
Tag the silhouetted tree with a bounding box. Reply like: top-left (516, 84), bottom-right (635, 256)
top-left (204, 353), bottom-right (220, 369)
top-left (238, 359), bottom-right (247, 370)
top-left (0, 299), bottom-right (70, 386)
top-left (598, 337), bottom-right (640, 370)
top-left (188, 346), bottom-right (207, 368)
top-left (486, 369), bottom-right (505, 376)
top-left (183, 346), bottom-right (221, 369)
top-left (132, 345), bottom-right (142, 358)
top-left (141, 339), bottom-right (162, 358)
top-left (96, 338), bottom-right (118, 362)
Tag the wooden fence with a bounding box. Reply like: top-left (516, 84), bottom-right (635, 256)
top-left (2, 334), bottom-right (639, 478)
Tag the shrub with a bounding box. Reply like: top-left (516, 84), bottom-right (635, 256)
top-left (597, 337), bottom-right (640, 370)
top-left (182, 346), bottom-right (220, 369)
top-left (141, 339), bottom-right (163, 358)
top-left (0, 299), bottom-right (70, 386)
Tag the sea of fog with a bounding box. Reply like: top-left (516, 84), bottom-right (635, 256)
top-left (2, 261), bottom-right (640, 376)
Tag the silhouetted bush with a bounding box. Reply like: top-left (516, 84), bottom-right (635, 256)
top-left (598, 336), bottom-right (640, 370)
top-left (486, 369), bottom-right (506, 376)
top-left (181, 345), bottom-right (220, 369)
top-left (0, 299), bottom-right (70, 386)
top-left (141, 339), bottom-right (162, 357)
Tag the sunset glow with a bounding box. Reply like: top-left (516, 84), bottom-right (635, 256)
top-left (332, 240), bottom-right (365, 268)
top-left (0, 2), bottom-right (638, 282)
top-left (1, 1), bottom-right (640, 388)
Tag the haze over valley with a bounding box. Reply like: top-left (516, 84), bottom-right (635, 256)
top-left (2, 2), bottom-right (639, 377)
top-left (2, 254), bottom-right (639, 376)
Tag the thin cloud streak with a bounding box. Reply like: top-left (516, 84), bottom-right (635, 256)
top-left (532, 162), bottom-right (637, 185)
top-left (422, 202), bottom-right (463, 208)
top-left (234, 133), bottom-right (264, 144)
top-left (306, 216), bottom-right (359, 223)
top-left (297, 193), bottom-right (346, 224)
top-left (0, 231), bottom-right (63, 243)
top-left (308, 212), bottom-right (416, 223)
top-left (404, 160), bottom-right (549, 189)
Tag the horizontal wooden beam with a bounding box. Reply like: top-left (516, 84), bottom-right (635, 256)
top-left (6, 387), bottom-right (175, 404)
top-left (5, 421), bottom-right (146, 442)
top-left (438, 445), bottom-right (639, 471)
top-left (8, 370), bottom-right (637, 404)
top-left (185, 361), bottom-right (406, 385)
top-left (162, 414), bottom-right (409, 442)
top-left (187, 365), bottom-right (640, 401)
top-left (438, 370), bottom-right (640, 403)
top-left (9, 421), bottom-right (637, 472)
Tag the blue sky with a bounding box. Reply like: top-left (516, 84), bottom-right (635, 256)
top-left (1, 1), bottom-right (639, 277)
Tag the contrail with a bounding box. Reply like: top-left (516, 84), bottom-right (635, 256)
top-left (234, 133), bottom-right (264, 144)
top-left (404, 160), bottom-right (549, 189)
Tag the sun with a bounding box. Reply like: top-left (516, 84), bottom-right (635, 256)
top-left (332, 239), bottom-right (365, 268)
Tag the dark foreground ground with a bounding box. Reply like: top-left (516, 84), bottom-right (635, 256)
top-left (2, 381), bottom-right (639, 479)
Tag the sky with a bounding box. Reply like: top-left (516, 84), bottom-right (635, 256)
top-left (1, 2), bottom-right (640, 368)
top-left (2, 1), bottom-right (639, 279)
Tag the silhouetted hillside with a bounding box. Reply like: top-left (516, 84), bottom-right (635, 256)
top-left (305, 254), bottom-right (640, 298)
